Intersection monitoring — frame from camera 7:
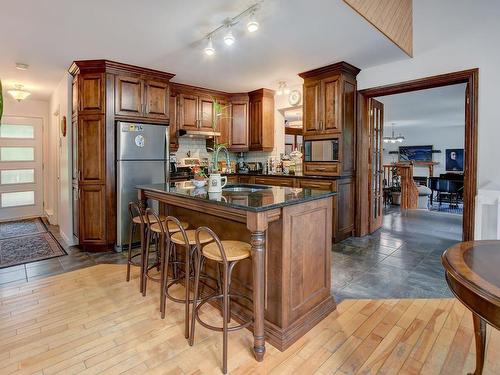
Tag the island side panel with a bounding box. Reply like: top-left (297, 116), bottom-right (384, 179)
top-left (280, 196), bottom-right (336, 346)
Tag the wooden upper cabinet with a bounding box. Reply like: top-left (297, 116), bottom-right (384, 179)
top-left (300, 62), bottom-right (359, 137)
top-left (217, 100), bottom-right (231, 146)
top-left (79, 73), bottom-right (104, 113)
top-left (179, 94), bottom-right (199, 130)
top-left (229, 100), bottom-right (249, 151)
top-left (199, 96), bottom-right (214, 131)
top-left (249, 89), bottom-right (274, 152)
top-left (169, 94), bottom-right (178, 151)
top-left (144, 80), bottom-right (169, 120)
top-left (115, 76), bottom-right (143, 117)
top-left (303, 80), bottom-right (321, 134)
top-left (323, 76), bottom-right (340, 132)
top-left (78, 115), bottom-right (105, 183)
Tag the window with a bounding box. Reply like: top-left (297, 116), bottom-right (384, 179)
top-left (0, 124), bottom-right (34, 139)
top-left (0, 169), bottom-right (35, 184)
top-left (1, 191), bottom-right (35, 207)
top-left (0, 147), bottom-right (34, 161)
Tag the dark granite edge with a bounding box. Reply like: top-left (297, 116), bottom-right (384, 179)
top-left (224, 172), bottom-right (346, 180)
top-left (136, 184), bottom-right (336, 213)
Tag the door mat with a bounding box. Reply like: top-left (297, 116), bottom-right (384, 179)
top-left (0, 218), bottom-right (46, 239)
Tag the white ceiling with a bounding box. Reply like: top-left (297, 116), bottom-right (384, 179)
top-left (376, 83), bottom-right (467, 131)
top-left (0, 0), bottom-right (408, 100)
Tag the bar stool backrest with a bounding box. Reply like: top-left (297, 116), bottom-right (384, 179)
top-left (164, 216), bottom-right (190, 246)
top-left (144, 208), bottom-right (163, 233)
top-left (128, 201), bottom-right (144, 226)
top-left (195, 227), bottom-right (228, 264)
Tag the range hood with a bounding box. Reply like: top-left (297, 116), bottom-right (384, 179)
top-left (177, 129), bottom-right (221, 138)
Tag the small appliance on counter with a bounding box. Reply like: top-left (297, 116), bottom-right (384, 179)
top-left (247, 162), bottom-right (263, 174)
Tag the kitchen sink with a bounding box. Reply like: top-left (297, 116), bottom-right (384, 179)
top-left (222, 184), bottom-right (269, 193)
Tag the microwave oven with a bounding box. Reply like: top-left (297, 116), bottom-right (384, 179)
top-left (304, 139), bottom-right (339, 162)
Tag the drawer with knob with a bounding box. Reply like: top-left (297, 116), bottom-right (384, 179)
top-left (303, 162), bottom-right (340, 176)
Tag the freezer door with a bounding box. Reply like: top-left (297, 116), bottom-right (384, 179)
top-left (117, 122), bottom-right (168, 160)
top-left (116, 160), bottom-right (167, 250)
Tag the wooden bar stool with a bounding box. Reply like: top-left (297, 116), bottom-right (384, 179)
top-left (189, 227), bottom-right (253, 374)
top-left (143, 209), bottom-right (188, 297)
top-left (156, 215), bottom-right (214, 339)
top-left (127, 202), bottom-right (166, 293)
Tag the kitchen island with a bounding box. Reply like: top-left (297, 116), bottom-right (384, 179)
top-left (137, 182), bottom-right (336, 360)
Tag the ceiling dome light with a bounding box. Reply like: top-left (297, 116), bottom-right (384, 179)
top-left (15, 63), bottom-right (29, 71)
top-left (247, 12), bottom-right (259, 32)
top-left (224, 29), bottom-right (235, 46)
top-left (8, 84), bottom-right (31, 102)
top-left (204, 37), bottom-right (215, 56)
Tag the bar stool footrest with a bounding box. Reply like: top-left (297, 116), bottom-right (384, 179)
top-left (194, 293), bottom-right (253, 333)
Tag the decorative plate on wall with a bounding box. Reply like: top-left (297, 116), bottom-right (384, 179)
top-left (288, 90), bottom-right (301, 106)
top-left (60, 116), bottom-right (67, 137)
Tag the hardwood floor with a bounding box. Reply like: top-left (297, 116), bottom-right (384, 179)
top-left (0, 264), bottom-right (498, 374)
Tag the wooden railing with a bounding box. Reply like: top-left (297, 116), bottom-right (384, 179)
top-left (383, 162), bottom-right (418, 209)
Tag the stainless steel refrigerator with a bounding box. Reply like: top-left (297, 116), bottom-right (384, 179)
top-left (116, 122), bottom-right (169, 251)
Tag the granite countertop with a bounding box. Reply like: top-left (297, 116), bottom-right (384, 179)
top-left (137, 182), bottom-right (336, 212)
top-left (224, 171), bottom-right (339, 180)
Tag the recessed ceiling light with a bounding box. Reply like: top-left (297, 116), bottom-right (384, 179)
top-left (15, 63), bottom-right (29, 71)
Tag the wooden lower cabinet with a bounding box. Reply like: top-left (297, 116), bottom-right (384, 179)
top-left (79, 185), bottom-right (107, 245)
top-left (231, 174), bottom-right (353, 242)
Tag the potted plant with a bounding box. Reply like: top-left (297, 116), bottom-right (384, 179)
top-left (191, 165), bottom-right (207, 188)
top-left (390, 165), bottom-right (402, 205)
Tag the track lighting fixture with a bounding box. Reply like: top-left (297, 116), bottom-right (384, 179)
top-left (247, 11), bottom-right (259, 32)
top-left (204, 37), bottom-right (215, 56)
top-left (224, 27), bottom-right (235, 46)
top-left (202, 3), bottom-right (260, 55)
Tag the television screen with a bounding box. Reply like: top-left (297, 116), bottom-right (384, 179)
top-left (399, 145), bottom-right (433, 162)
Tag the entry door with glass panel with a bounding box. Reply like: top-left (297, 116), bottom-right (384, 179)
top-left (0, 117), bottom-right (43, 220)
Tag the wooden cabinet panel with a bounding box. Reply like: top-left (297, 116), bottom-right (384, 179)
top-left (249, 89), bottom-right (274, 151)
top-left (227, 175), bottom-right (239, 184)
top-left (304, 162), bottom-right (340, 176)
top-left (341, 80), bottom-right (356, 175)
top-left (297, 179), bottom-right (337, 191)
top-left (249, 99), bottom-right (262, 149)
top-left (336, 178), bottom-right (354, 241)
top-left (254, 176), bottom-right (294, 187)
top-left (238, 175), bottom-right (255, 184)
top-left (199, 97), bottom-right (214, 131)
top-left (79, 184), bottom-right (106, 243)
top-left (145, 80), bottom-right (169, 120)
top-left (303, 81), bottom-right (321, 134)
top-left (179, 94), bottom-right (199, 130)
top-left (230, 101), bottom-right (249, 151)
top-left (323, 77), bottom-right (340, 132)
top-left (217, 100), bottom-right (231, 146)
top-left (72, 184), bottom-right (79, 239)
top-left (115, 76), bottom-right (143, 117)
top-left (79, 74), bottom-right (104, 113)
top-left (72, 78), bottom-right (78, 116)
top-left (169, 94), bottom-right (178, 151)
top-left (78, 115), bottom-right (105, 182)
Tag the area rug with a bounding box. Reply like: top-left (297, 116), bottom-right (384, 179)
top-left (430, 202), bottom-right (464, 215)
top-left (0, 219), bottom-right (66, 268)
top-left (0, 218), bottom-right (46, 239)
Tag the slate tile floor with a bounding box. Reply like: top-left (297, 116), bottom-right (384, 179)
top-left (333, 206), bottom-right (462, 301)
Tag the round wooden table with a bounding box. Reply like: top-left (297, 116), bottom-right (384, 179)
top-left (442, 241), bottom-right (500, 375)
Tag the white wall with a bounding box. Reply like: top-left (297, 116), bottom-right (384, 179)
top-left (49, 74), bottom-right (74, 245)
top-left (2, 96), bottom-right (50, 217)
top-left (357, 0), bottom-right (500, 238)
top-left (383, 126), bottom-right (464, 177)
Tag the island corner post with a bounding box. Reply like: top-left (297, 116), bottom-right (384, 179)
top-left (137, 184), bottom-right (336, 361)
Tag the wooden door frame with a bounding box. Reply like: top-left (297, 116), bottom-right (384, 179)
top-left (356, 68), bottom-right (478, 241)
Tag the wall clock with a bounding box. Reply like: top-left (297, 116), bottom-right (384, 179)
top-left (288, 90), bottom-right (301, 106)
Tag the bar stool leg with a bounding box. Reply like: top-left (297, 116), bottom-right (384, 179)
top-left (126, 222), bottom-right (136, 282)
top-left (189, 248), bottom-right (203, 346)
top-left (159, 233), bottom-right (169, 318)
top-left (184, 244), bottom-right (192, 339)
top-left (142, 228), bottom-right (151, 297)
top-left (222, 262), bottom-right (229, 374)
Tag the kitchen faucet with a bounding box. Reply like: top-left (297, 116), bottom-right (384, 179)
top-left (207, 144), bottom-right (231, 173)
